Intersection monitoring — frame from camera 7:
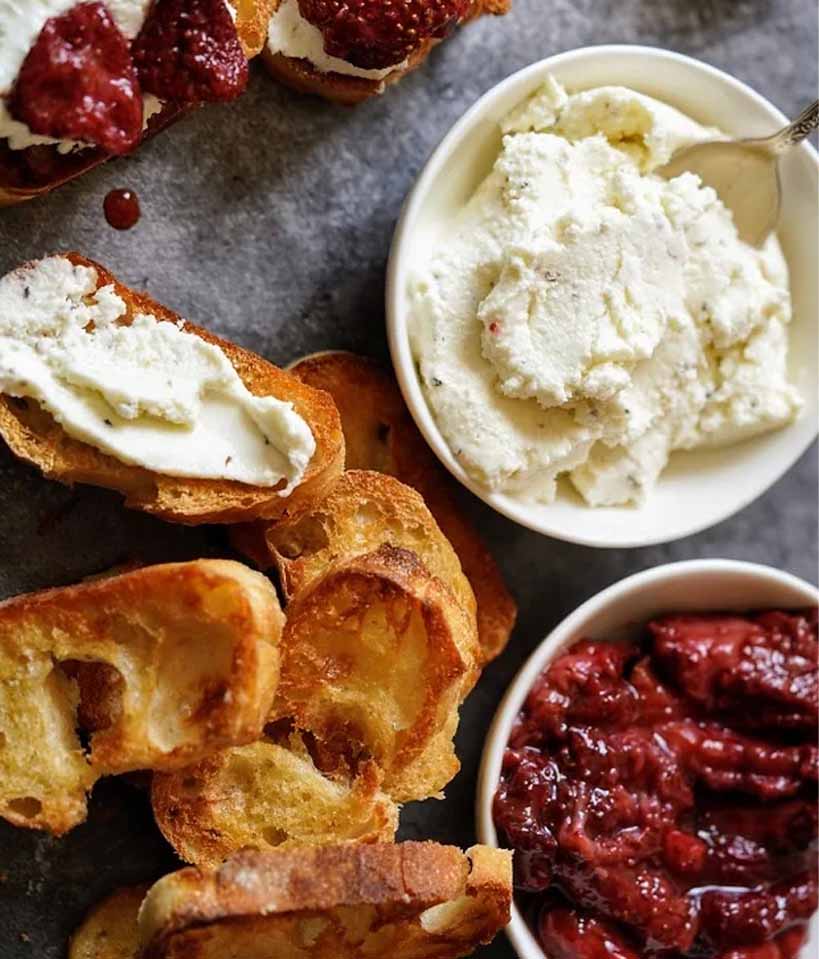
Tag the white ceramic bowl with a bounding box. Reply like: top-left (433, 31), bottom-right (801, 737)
top-left (387, 46), bottom-right (819, 547)
top-left (475, 559), bottom-right (819, 959)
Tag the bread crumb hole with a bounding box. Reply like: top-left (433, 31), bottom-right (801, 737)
top-left (270, 516), bottom-right (329, 560)
top-left (58, 660), bottom-right (125, 735)
top-left (8, 797), bottom-right (42, 819)
top-left (262, 826), bottom-right (288, 846)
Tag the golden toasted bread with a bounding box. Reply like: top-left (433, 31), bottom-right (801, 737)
top-left (0, 255), bottom-right (344, 525)
top-left (160, 474), bottom-right (480, 860)
top-left (138, 843), bottom-right (512, 958)
top-left (286, 352), bottom-right (517, 662)
top-left (263, 0), bottom-right (511, 105)
top-left (69, 884), bottom-right (151, 959)
top-left (271, 544), bottom-right (478, 802)
top-left (0, 2), bottom-right (276, 206)
top-left (0, 560), bottom-right (282, 835)
top-left (235, 0), bottom-right (280, 57)
top-left (234, 469), bottom-right (477, 622)
top-left (152, 729), bottom-right (397, 868)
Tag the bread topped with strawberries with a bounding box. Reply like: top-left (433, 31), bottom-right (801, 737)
top-left (0, 0), bottom-right (276, 205)
top-left (264, 0), bottom-right (511, 105)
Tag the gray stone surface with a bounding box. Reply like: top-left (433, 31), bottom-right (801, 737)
top-left (0, 1), bottom-right (816, 955)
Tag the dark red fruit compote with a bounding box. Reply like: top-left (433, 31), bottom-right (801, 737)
top-left (493, 609), bottom-right (818, 959)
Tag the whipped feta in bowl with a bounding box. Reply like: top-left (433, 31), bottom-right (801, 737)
top-left (387, 46), bottom-right (818, 547)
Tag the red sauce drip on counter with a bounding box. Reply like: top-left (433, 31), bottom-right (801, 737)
top-left (104, 188), bottom-right (140, 230)
top-left (493, 609), bottom-right (819, 959)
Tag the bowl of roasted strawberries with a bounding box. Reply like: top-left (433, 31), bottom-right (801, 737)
top-left (478, 559), bottom-right (819, 959)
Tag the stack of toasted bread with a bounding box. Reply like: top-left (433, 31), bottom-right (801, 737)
top-left (0, 255), bottom-right (515, 957)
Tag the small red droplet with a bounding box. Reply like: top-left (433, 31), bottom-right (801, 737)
top-left (104, 188), bottom-right (140, 230)
top-left (489, 321), bottom-right (500, 334)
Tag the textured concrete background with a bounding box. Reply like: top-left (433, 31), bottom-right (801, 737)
top-left (0, 1), bottom-right (817, 955)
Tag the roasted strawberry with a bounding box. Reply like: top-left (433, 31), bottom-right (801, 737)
top-left (9, 1), bottom-right (143, 155)
top-left (538, 905), bottom-right (640, 959)
top-left (516, 640), bottom-right (639, 744)
top-left (651, 610), bottom-right (819, 733)
top-left (133, 0), bottom-right (248, 103)
top-left (698, 871), bottom-right (818, 950)
top-left (298, 0), bottom-right (471, 70)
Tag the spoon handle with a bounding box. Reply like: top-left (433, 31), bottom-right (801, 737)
top-left (766, 100), bottom-right (819, 154)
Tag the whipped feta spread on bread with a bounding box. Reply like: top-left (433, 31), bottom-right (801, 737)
top-left (0, 257), bottom-right (315, 491)
top-left (267, 0), bottom-right (406, 81)
top-left (0, 0), bottom-right (233, 153)
top-left (410, 78), bottom-right (801, 507)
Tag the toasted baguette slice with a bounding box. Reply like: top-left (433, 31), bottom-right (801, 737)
top-left (286, 352), bottom-right (517, 662)
top-left (263, 0), bottom-right (511, 106)
top-left (69, 884), bottom-right (151, 959)
top-left (274, 544), bottom-right (478, 802)
top-left (0, 1), bottom-right (276, 206)
top-left (0, 560), bottom-right (282, 835)
top-left (152, 729), bottom-right (398, 868)
top-left (234, 469), bottom-right (477, 624)
top-left (138, 843), bottom-right (512, 958)
top-left (0, 255), bottom-right (344, 525)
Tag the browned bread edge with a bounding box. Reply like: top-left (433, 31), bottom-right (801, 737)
top-left (138, 843), bottom-right (512, 957)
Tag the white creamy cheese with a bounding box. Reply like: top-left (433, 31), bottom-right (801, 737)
top-left (0, 0), bottom-right (232, 153)
top-left (267, 0), bottom-right (406, 81)
top-left (0, 257), bottom-right (316, 492)
top-left (410, 79), bottom-right (801, 507)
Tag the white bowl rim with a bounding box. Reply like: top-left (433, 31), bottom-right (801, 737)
top-left (386, 44), bottom-right (819, 548)
top-left (474, 558), bottom-right (819, 959)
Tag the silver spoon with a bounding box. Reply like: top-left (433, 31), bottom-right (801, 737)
top-left (660, 100), bottom-right (819, 247)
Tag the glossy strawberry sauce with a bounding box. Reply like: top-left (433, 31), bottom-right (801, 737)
top-left (104, 188), bottom-right (140, 230)
top-left (493, 610), bottom-right (818, 959)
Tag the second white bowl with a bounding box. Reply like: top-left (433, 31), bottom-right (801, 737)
top-left (387, 45), bottom-right (818, 547)
top-left (475, 559), bottom-right (819, 959)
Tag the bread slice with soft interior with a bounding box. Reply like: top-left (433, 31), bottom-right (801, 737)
top-left (0, 0), bottom-right (278, 207)
top-left (152, 727), bottom-right (398, 869)
top-left (284, 351), bottom-right (517, 662)
top-left (69, 883), bottom-right (151, 959)
top-left (263, 0), bottom-right (511, 106)
top-left (0, 254), bottom-right (344, 525)
top-left (272, 544), bottom-right (479, 802)
top-left (138, 843), bottom-right (512, 959)
top-left (0, 560), bottom-right (282, 835)
top-left (234, 469), bottom-right (477, 623)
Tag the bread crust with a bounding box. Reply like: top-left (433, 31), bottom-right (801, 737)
top-left (0, 0), bottom-right (277, 206)
top-left (284, 352), bottom-right (516, 662)
top-left (262, 0), bottom-right (511, 104)
top-left (0, 559), bottom-right (282, 835)
top-left (0, 254), bottom-right (345, 525)
top-left (69, 883), bottom-right (151, 959)
top-left (138, 843), bottom-right (512, 959)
